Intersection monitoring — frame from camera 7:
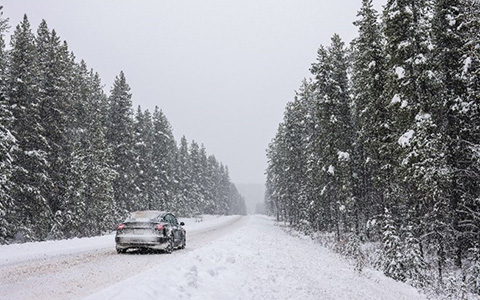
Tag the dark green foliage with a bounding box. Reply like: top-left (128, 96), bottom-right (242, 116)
top-left (151, 107), bottom-right (177, 210)
top-left (0, 14), bottom-right (245, 244)
top-left (0, 6), bottom-right (15, 244)
top-left (350, 0), bottom-right (388, 232)
top-left (107, 71), bottom-right (136, 216)
top-left (8, 15), bottom-right (52, 241)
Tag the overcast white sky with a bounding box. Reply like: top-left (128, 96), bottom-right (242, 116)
top-left (3, 0), bottom-right (386, 184)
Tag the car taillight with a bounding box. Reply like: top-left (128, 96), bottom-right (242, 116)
top-left (117, 223), bottom-right (125, 230)
top-left (155, 224), bottom-right (164, 230)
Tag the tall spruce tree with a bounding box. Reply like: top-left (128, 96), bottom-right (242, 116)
top-left (133, 107), bottom-right (155, 209)
top-left (175, 136), bottom-right (192, 216)
top-left (107, 71), bottom-right (136, 216)
top-left (351, 0), bottom-right (388, 232)
top-left (310, 34), bottom-right (354, 236)
top-left (79, 67), bottom-right (115, 235)
top-left (296, 79), bottom-right (323, 231)
top-left (189, 140), bottom-right (204, 213)
top-left (198, 144), bottom-right (213, 213)
top-left (381, 0), bottom-right (437, 242)
top-left (0, 6), bottom-right (16, 243)
top-left (455, 0), bottom-right (480, 269)
top-left (8, 15), bottom-right (52, 241)
top-left (152, 107), bottom-right (177, 211)
top-left (35, 22), bottom-right (74, 226)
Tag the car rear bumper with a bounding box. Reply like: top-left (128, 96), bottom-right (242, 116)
top-left (115, 235), bottom-right (169, 250)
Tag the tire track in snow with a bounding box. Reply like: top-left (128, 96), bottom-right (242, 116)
top-left (0, 215), bottom-right (245, 300)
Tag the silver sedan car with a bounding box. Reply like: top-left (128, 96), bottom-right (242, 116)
top-left (115, 210), bottom-right (186, 254)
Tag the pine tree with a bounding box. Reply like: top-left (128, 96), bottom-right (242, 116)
top-left (265, 124), bottom-right (289, 222)
top-left (151, 107), bottom-right (177, 211)
top-left (205, 154), bottom-right (220, 214)
top-left (69, 61), bottom-right (117, 236)
top-left (0, 6), bottom-right (16, 243)
top-left (351, 0), bottom-right (388, 233)
top-left (381, 0), bottom-right (437, 247)
top-left (8, 15), bottom-right (52, 241)
top-left (454, 0), bottom-right (480, 270)
top-left (107, 71), bottom-right (136, 215)
top-left (467, 243), bottom-right (480, 295)
top-left (189, 140), bottom-right (204, 213)
top-left (218, 164), bottom-right (232, 215)
top-left (280, 99), bottom-right (307, 226)
top-left (175, 136), bottom-right (192, 216)
top-left (296, 79), bottom-right (323, 231)
top-left (310, 34), bottom-right (354, 236)
top-left (78, 66), bottom-right (115, 235)
top-left (35, 22), bottom-right (75, 225)
top-left (133, 106), bottom-right (155, 210)
top-left (198, 144), bottom-right (213, 213)
top-left (402, 221), bottom-right (427, 287)
top-left (228, 183), bottom-right (247, 215)
top-left (381, 208), bottom-right (405, 281)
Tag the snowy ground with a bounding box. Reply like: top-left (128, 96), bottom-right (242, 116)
top-left (0, 215), bottom-right (429, 300)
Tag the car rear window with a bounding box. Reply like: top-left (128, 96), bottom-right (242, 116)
top-left (125, 211), bottom-right (161, 222)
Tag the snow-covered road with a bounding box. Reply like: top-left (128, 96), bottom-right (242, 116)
top-left (0, 215), bottom-right (428, 300)
top-left (0, 215), bottom-right (244, 300)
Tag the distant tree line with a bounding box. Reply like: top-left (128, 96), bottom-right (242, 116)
top-left (0, 10), bottom-right (246, 244)
top-left (266, 0), bottom-right (480, 296)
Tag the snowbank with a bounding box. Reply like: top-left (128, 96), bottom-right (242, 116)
top-left (0, 215), bottom-right (239, 266)
top-left (84, 215), bottom-right (428, 300)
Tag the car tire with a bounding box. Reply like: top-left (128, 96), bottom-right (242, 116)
top-left (179, 235), bottom-right (186, 249)
top-left (165, 236), bottom-right (174, 254)
top-left (116, 246), bottom-right (126, 254)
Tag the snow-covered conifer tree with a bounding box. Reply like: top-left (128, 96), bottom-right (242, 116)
top-left (107, 71), bottom-right (136, 215)
top-left (152, 107), bottom-right (177, 211)
top-left (351, 0), bottom-right (388, 232)
top-left (175, 136), bottom-right (192, 216)
top-left (132, 107), bottom-right (155, 210)
top-left (0, 6), bottom-right (16, 243)
top-left (381, 208), bottom-right (405, 281)
top-left (8, 15), bottom-right (52, 241)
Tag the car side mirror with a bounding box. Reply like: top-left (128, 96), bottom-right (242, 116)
top-left (180, 222), bottom-right (185, 226)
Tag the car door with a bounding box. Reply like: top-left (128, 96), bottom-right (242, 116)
top-left (170, 215), bottom-right (183, 246)
top-left (165, 214), bottom-right (181, 246)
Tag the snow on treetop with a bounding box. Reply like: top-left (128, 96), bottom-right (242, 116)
top-left (327, 165), bottom-right (335, 175)
top-left (391, 94), bottom-right (401, 105)
top-left (337, 151), bottom-right (350, 162)
top-left (398, 130), bottom-right (415, 147)
top-left (395, 66), bottom-right (405, 79)
top-left (321, 185), bottom-right (327, 195)
top-left (390, 95), bottom-right (408, 108)
top-left (462, 56), bottom-right (472, 77)
top-left (415, 113), bottom-right (431, 123)
top-left (414, 54), bottom-right (426, 64)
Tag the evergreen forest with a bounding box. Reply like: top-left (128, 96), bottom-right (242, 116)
top-left (0, 9), bottom-right (246, 244)
top-left (265, 0), bottom-right (480, 297)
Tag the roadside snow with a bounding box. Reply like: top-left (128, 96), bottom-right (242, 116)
top-left (0, 215), bottom-right (243, 300)
top-left (84, 215), bottom-right (428, 300)
top-left (0, 215), bottom-right (239, 266)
